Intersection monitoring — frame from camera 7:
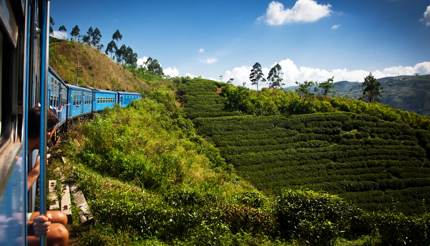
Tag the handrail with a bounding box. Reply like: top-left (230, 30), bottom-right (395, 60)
top-left (38, 0), bottom-right (50, 245)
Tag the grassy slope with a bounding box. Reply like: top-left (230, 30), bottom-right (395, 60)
top-left (50, 39), bottom-right (149, 91)
top-left (179, 79), bottom-right (430, 215)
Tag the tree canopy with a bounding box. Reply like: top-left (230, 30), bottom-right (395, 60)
top-left (112, 30), bottom-right (123, 42)
top-left (362, 73), bottom-right (382, 102)
top-left (58, 25), bottom-right (67, 32)
top-left (267, 64), bottom-right (283, 88)
top-left (71, 25), bottom-right (80, 41)
top-left (146, 57), bottom-right (164, 76)
top-left (318, 77), bottom-right (334, 96)
top-left (250, 62), bottom-right (265, 91)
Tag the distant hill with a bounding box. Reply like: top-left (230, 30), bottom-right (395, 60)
top-left (332, 75), bottom-right (430, 115)
top-left (49, 38), bottom-right (149, 92)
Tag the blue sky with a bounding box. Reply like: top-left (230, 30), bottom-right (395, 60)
top-left (52, 0), bottom-right (430, 85)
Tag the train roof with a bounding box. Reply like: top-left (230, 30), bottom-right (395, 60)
top-left (92, 88), bottom-right (117, 94)
top-left (66, 84), bottom-right (93, 92)
top-left (48, 67), bottom-right (68, 87)
top-left (117, 91), bottom-right (142, 95)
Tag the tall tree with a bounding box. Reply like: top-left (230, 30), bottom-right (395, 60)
top-left (362, 73), bottom-right (382, 102)
top-left (267, 64), bottom-right (283, 88)
top-left (82, 27), bottom-right (93, 45)
top-left (249, 62), bottom-right (265, 91)
top-left (124, 46), bottom-right (138, 67)
top-left (91, 28), bottom-right (102, 49)
top-left (70, 25), bottom-right (80, 41)
top-left (146, 57), bottom-right (164, 76)
top-left (49, 16), bottom-right (55, 34)
top-left (105, 40), bottom-right (117, 58)
top-left (116, 44), bottom-right (127, 63)
top-left (318, 77), bottom-right (334, 96)
top-left (58, 25), bottom-right (67, 32)
top-left (112, 30), bottom-right (123, 42)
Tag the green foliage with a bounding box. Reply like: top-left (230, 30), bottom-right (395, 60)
top-left (221, 84), bottom-right (430, 130)
top-left (276, 189), bottom-right (358, 245)
top-left (146, 57), bottom-right (164, 76)
top-left (362, 73), bottom-right (382, 103)
top-left (296, 81), bottom-right (316, 97)
top-left (267, 64), bottom-right (283, 88)
top-left (70, 25), bottom-right (80, 41)
top-left (318, 77), bottom-right (335, 96)
top-left (250, 62), bottom-right (265, 91)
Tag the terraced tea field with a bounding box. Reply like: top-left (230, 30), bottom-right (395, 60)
top-left (179, 80), bottom-right (430, 215)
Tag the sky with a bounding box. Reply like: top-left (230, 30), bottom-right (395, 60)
top-left (51, 0), bottom-right (430, 87)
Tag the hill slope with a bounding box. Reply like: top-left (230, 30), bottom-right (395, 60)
top-left (49, 39), bottom-right (149, 91)
top-left (179, 79), bottom-right (430, 215)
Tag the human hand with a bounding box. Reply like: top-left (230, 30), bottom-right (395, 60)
top-left (33, 215), bottom-right (51, 237)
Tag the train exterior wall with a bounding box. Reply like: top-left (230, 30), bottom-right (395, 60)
top-left (93, 90), bottom-right (117, 111)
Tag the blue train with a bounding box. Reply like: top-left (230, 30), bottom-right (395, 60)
top-left (0, 1), bottom-right (141, 244)
top-left (48, 67), bottom-right (142, 121)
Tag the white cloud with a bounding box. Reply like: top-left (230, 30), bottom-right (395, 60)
top-left (224, 59), bottom-right (430, 89)
top-left (331, 24), bottom-right (340, 30)
top-left (137, 57), bottom-right (149, 68)
top-left (262, 0), bottom-right (332, 26)
top-left (164, 67), bottom-right (180, 77)
top-left (205, 57), bottom-right (218, 64)
top-left (198, 48), bottom-right (205, 53)
top-left (423, 5), bottom-right (430, 26)
top-left (51, 31), bottom-right (68, 40)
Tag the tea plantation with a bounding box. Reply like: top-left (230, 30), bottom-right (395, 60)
top-left (178, 79), bottom-right (430, 215)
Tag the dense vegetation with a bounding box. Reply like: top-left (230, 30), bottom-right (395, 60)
top-left (178, 79), bottom-right (430, 216)
top-left (49, 40), bottom-right (430, 244)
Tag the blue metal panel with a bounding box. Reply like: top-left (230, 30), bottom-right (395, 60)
top-left (67, 85), bottom-right (92, 119)
top-left (82, 90), bottom-right (92, 114)
top-left (117, 91), bottom-right (142, 108)
top-left (93, 90), bottom-right (117, 111)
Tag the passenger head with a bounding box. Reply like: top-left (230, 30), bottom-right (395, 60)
top-left (28, 107), bottom-right (59, 150)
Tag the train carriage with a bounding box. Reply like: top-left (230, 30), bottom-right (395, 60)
top-left (48, 68), bottom-right (68, 125)
top-left (117, 91), bottom-right (142, 108)
top-left (93, 88), bottom-right (117, 111)
top-left (67, 84), bottom-right (92, 119)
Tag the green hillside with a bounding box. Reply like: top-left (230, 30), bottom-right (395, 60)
top-left (50, 39), bottom-right (150, 92)
top-left (178, 79), bottom-right (430, 215)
